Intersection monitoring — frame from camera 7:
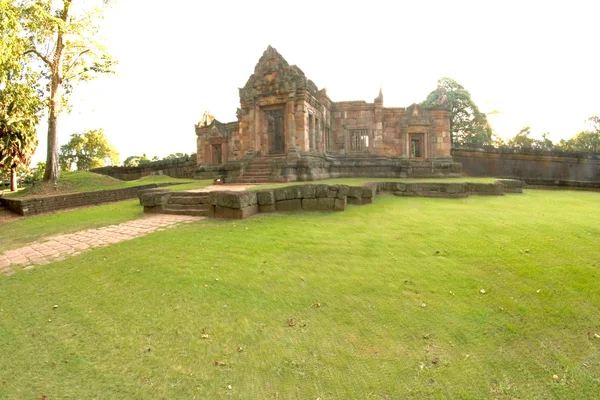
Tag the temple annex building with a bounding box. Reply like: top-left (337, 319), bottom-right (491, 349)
top-left (195, 46), bottom-right (461, 183)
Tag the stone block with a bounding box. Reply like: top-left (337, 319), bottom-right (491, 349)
top-left (361, 197), bottom-right (372, 204)
top-left (275, 186), bottom-right (302, 201)
top-left (326, 185), bottom-right (339, 198)
top-left (215, 204), bottom-right (258, 219)
top-left (315, 184), bottom-right (329, 198)
top-left (347, 186), bottom-right (362, 200)
top-left (276, 199), bottom-right (302, 212)
top-left (317, 197), bottom-right (335, 210)
top-left (300, 184), bottom-right (316, 199)
top-left (256, 190), bottom-right (275, 205)
top-left (334, 198), bottom-right (346, 211)
top-left (337, 185), bottom-right (350, 199)
top-left (140, 193), bottom-right (156, 207)
top-left (347, 197), bottom-right (362, 205)
top-left (361, 185), bottom-right (376, 198)
top-left (302, 198), bottom-right (318, 210)
top-left (259, 204), bottom-right (276, 213)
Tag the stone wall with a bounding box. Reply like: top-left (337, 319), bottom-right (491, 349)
top-left (1, 183), bottom-right (183, 216)
top-left (142, 180), bottom-right (523, 220)
top-left (91, 157), bottom-right (196, 181)
top-left (453, 148), bottom-right (600, 186)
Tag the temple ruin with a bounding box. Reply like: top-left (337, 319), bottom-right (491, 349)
top-left (195, 46), bottom-right (461, 182)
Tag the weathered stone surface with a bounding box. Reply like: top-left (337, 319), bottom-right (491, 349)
top-left (467, 183), bottom-right (504, 196)
top-left (256, 190), bottom-right (275, 205)
top-left (274, 186), bottom-right (302, 201)
top-left (259, 204), bottom-right (276, 213)
top-left (347, 186), bottom-right (362, 200)
top-left (347, 197), bottom-right (362, 205)
top-left (362, 185), bottom-right (376, 198)
top-left (337, 185), bottom-right (350, 199)
top-left (302, 198), bottom-right (318, 210)
top-left (215, 204), bottom-right (258, 219)
top-left (300, 184), bottom-right (316, 199)
top-left (140, 193), bottom-right (157, 207)
top-left (276, 199), bottom-right (302, 212)
top-left (326, 185), bottom-right (339, 198)
top-left (334, 198), bottom-right (346, 211)
top-left (361, 197), bottom-right (372, 204)
top-left (315, 184), bottom-right (329, 198)
top-left (213, 191), bottom-right (258, 208)
top-left (317, 197), bottom-right (335, 210)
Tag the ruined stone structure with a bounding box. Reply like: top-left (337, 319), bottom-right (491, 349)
top-left (195, 46), bottom-right (461, 182)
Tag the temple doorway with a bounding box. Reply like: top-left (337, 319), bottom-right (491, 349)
top-left (266, 109), bottom-right (285, 154)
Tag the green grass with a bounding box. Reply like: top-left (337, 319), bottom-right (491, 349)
top-left (3, 171), bottom-right (200, 198)
top-left (1, 190), bottom-right (599, 398)
top-left (0, 179), bottom-right (212, 252)
top-left (250, 176), bottom-right (499, 190)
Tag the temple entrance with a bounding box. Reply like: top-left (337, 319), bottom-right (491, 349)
top-left (410, 134), bottom-right (424, 158)
top-left (266, 109), bottom-right (285, 154)
top-left (212, 144), bottom-right (222, 164)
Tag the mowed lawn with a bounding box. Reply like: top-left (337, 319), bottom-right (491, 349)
top-left (1, 190), bottom-right (599, 399)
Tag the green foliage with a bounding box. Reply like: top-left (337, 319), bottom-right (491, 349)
top-left (164, 152), bottom-right (189, 160)
top-left (0, 0), bottom-right (42, 191)
top-left (17, 0), bottom-right (116, 181)
top-left (1, 190), bottom-right (599, 398)
top-left (422, 77), bottom-right (492, 147)
top-left (59, 129), bottom-right (119, 171)
top-left (555, 116), bottom-right (600, 153)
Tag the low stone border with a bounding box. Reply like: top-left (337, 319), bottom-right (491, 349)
top-left (141, 179), bottom-right (523, 220)
top-left (0, 182), bottom-right (188, 216)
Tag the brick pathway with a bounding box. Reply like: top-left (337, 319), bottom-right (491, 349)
top-left (0, 214), bottom-right (202, 276)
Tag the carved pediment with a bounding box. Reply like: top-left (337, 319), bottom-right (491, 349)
top-left (401, 104), bottom-right (434, 127)
top-left (239, 45), bottom-right (319, 102)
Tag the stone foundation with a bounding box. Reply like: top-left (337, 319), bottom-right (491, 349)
top-left (142, 179), bottom-right (522, 220)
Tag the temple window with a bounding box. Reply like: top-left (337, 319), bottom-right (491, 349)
top-left (349, 129), bottom-right (369, 152)
top-left (410, 134), bottom-right (423, 158)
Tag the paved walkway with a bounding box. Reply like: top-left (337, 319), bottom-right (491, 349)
top-left (0, 214), bottom-right (202, 276)
top-left (186, 184), bottom-right (256, 193)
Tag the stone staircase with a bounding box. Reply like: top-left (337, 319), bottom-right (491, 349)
top-left (162, 192), bottom-right (212, 217)
top-left (238, 155), bottom-right (285, 183)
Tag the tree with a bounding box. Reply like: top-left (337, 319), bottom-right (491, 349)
top-left (422, 77), bottom-right (492, 147)
top-left (59, 128), bottom-right (118, 171)
top-left (20, 0), bottom-right (116, 182)
top-left (556, 116), bottom-right (600, 153)
top-left (0, 0), bottom-right (42, 191)
top-left (163, 152), bottom-right (188, 160)
top-left (507, 126), bottom-right (535, 149)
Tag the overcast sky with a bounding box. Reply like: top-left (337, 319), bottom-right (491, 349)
top-left (31, 0), bottom-right (600, 164)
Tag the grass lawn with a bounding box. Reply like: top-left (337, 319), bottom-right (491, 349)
top-left (1, 190), bottom-right (599, 399)
top-left (0, 178), bottom-right (213, 252)
top-left (2, 171), bottom-right (199, 199)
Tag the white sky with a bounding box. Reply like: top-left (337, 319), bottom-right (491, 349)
top-left (32, 0), bottom-right (600, 164)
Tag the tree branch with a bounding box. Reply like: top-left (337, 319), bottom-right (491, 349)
top-left (24, 49), bottom-right (52, 67)
top-left (64, 49), bottom-right (91, 75)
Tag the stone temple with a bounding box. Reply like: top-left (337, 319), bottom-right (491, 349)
top-left (195, 46), bottom-right (461, 183)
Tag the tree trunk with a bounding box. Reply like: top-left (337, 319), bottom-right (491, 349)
top-left (43, 90), bottom-right (60, 182)
top-left (10, 165), bottom-right (17, 192)
top-left (43, 19), bottom-right (66, 183)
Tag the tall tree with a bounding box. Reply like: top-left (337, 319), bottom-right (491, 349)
top-left (422, 77), bottom-right (492, 147)
top-left (556, 116), bottom-right (600, 153)
top-left (21, 0), bottom-right (116, 182)
top-left (59, 128), bottom-right (118, 171)
top-left (0, 0), bottom-right (42, 191)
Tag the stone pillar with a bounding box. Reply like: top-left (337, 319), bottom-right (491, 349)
top-left (254, 104), bottom-right (261, 155)
top-left (286, 98), bottom-right (299, 158)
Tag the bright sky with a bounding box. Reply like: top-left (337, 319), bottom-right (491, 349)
top-left (32, 0), bottom-right (600, 164)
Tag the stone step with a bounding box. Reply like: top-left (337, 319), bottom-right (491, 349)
top-left (245, 171), bottom-right (271, 175)
top-left (167, 195), bottom-right (210, 205)
top-left (162, 208), bottom-right (211, 217)
top-left (164, 203), bottom-right (212, 211)
top-left (172, 191), bottom-right (210, 197)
